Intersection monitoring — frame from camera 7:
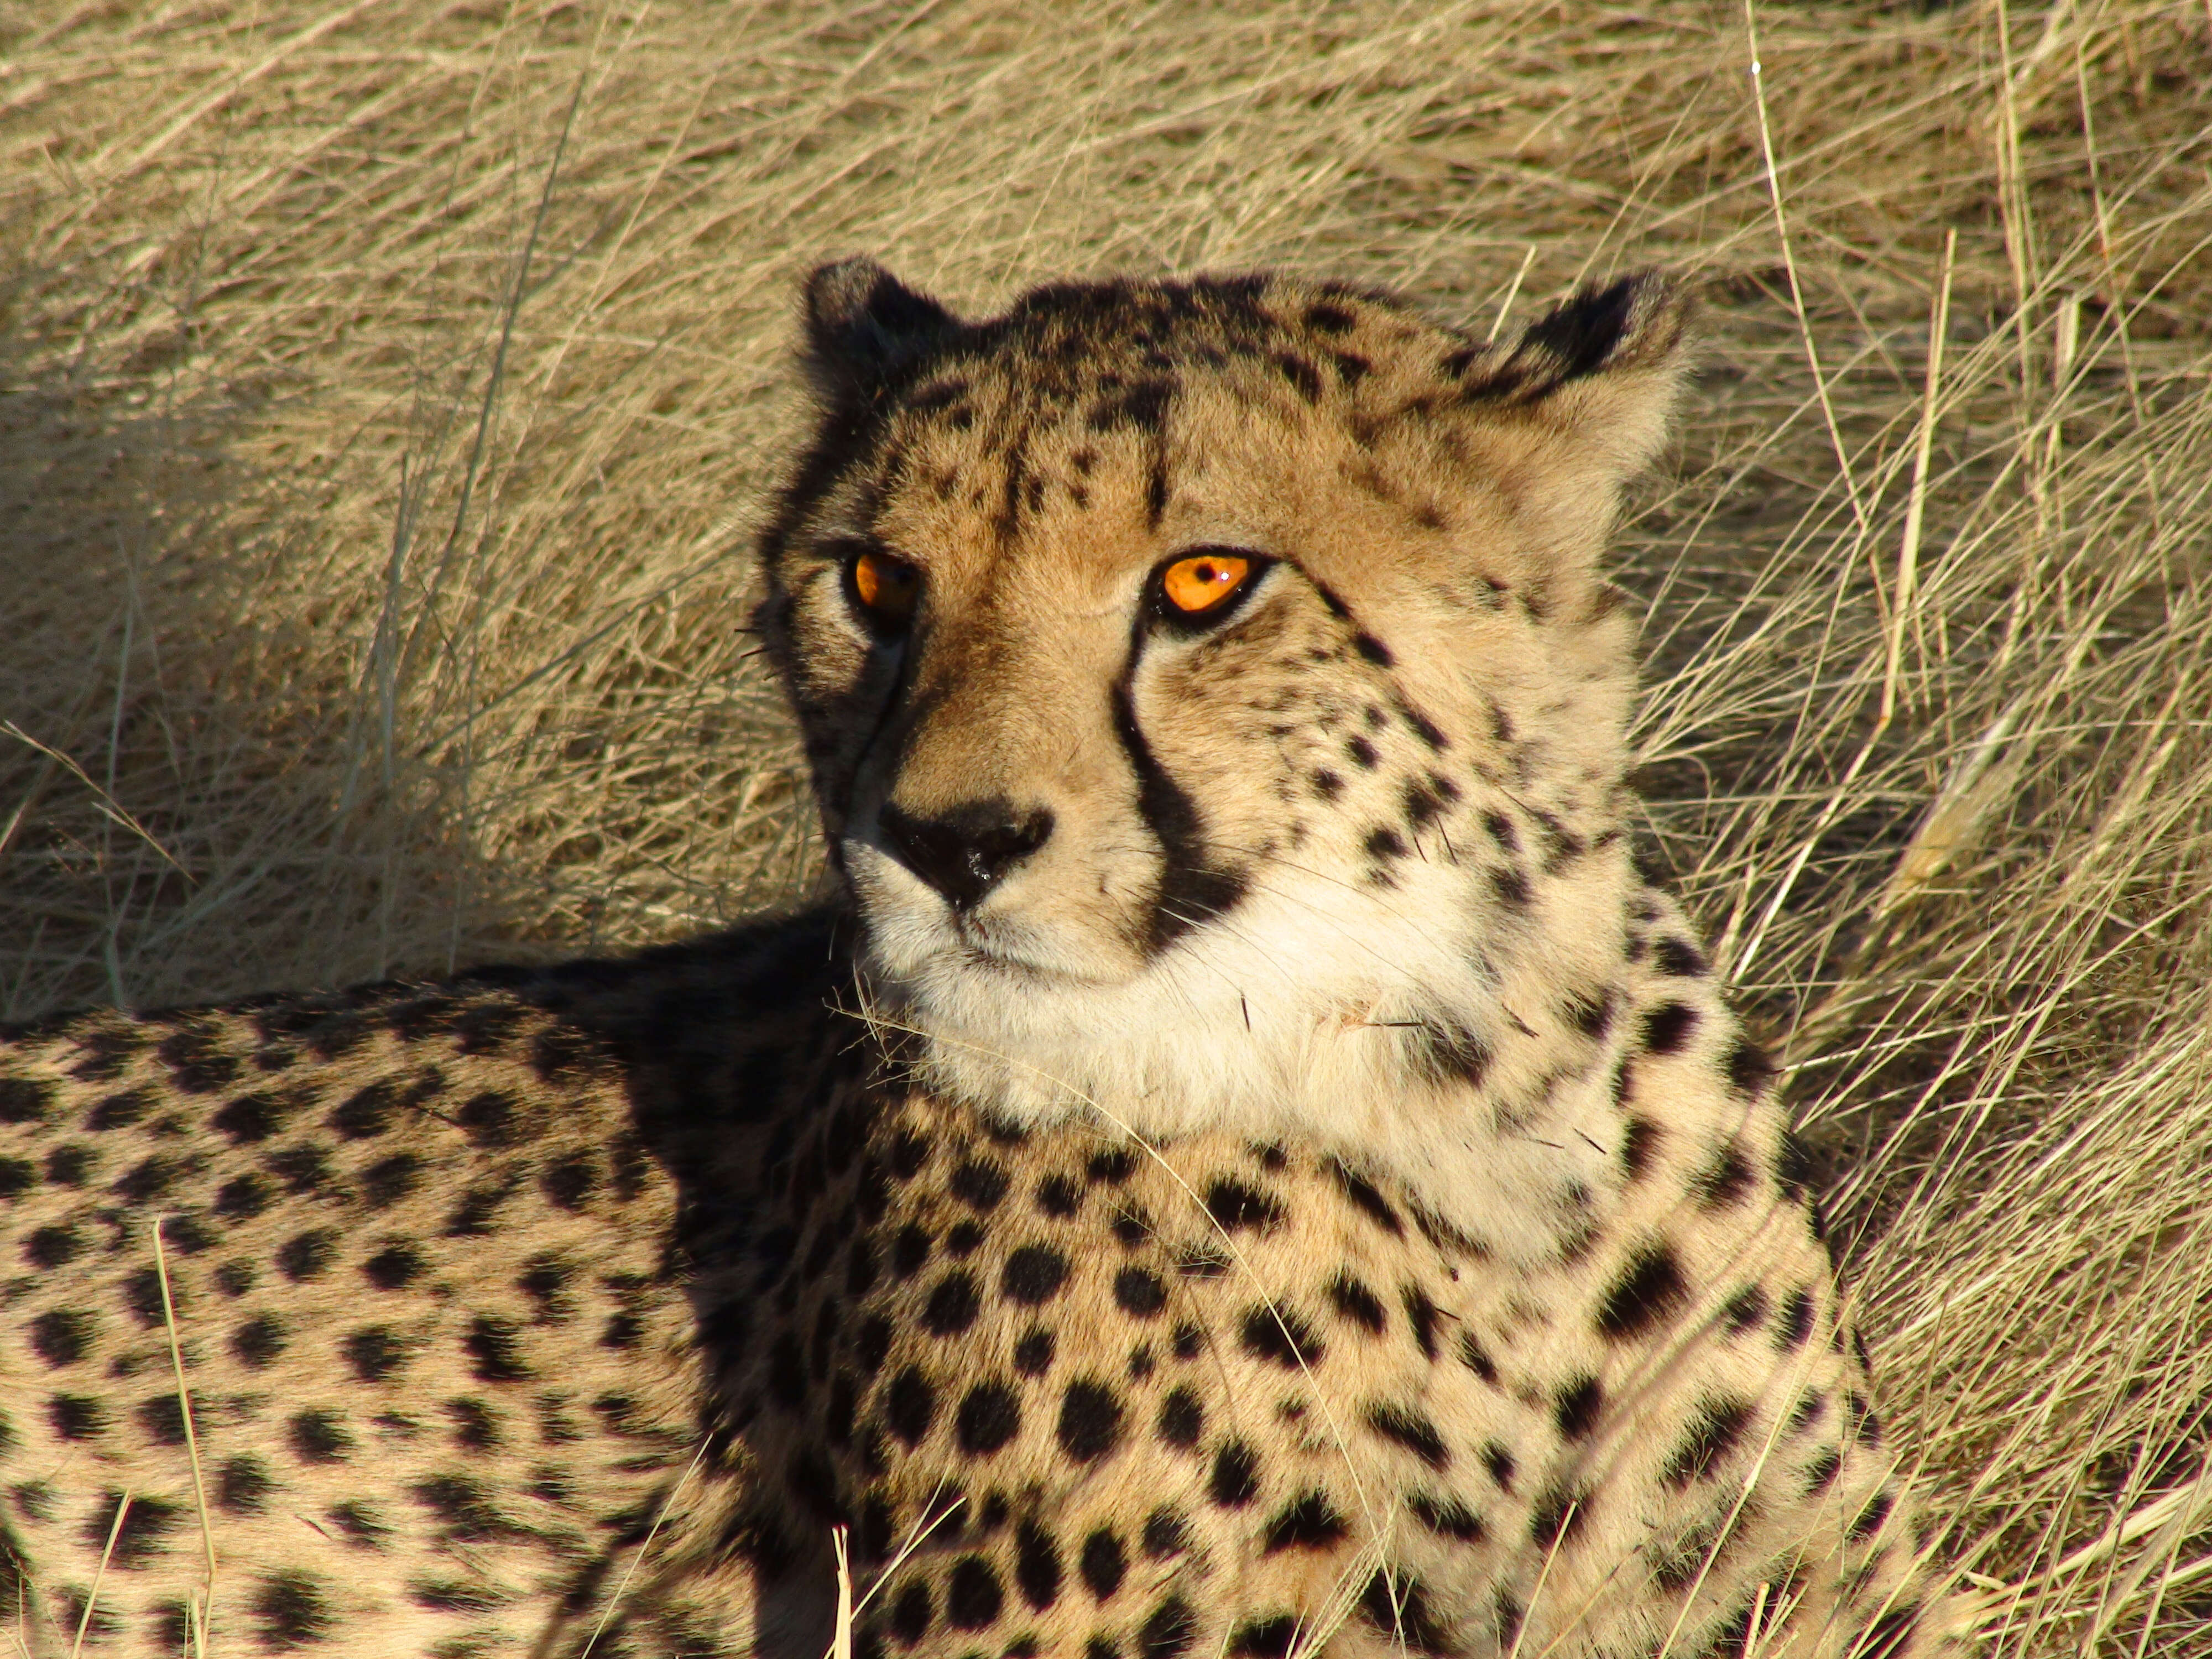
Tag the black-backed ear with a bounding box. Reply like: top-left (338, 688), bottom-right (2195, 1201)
top-left (800, 257), bottom-right (960, 397)
top-left (1485, 270), bottom-right (1695, 479)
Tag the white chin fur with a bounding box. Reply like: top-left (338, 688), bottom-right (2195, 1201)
top-left (843, 838), bottom-right (1629, 1264)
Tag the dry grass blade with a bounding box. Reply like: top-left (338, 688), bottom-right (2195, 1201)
top-left (2, 2), bottom-right (2209, 1652)
top-left (67, 1490), bottom-right (132, 1659)
top-left (151, 1215), bottom-right (215, 1653)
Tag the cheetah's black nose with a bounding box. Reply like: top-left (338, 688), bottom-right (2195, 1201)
top-left (878, 800), bottom-right (1055, 911)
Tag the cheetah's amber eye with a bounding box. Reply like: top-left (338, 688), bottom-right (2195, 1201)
top-left (1158, 551), bottom-right (1256, 618)
top-left (848, 547), bottom-right (922, 629)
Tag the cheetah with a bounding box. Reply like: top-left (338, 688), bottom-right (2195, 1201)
top-left (0, 259), bottom-right (1969, 1659)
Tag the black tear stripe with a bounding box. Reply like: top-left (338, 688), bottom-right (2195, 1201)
top-left (1112, 626), bottom-right (1250, 954)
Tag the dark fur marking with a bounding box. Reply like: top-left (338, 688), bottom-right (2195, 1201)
top-left (1597, 1242), bottom-right (1687, 1339)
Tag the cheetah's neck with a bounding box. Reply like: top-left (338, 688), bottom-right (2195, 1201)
top-left (862, 856), bottom-right (1749, 1269)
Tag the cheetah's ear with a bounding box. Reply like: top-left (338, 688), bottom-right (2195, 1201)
top-left (1485, 269), bottom-right (1695, 482)
top-left (799, 257), bottom-right (961, 396)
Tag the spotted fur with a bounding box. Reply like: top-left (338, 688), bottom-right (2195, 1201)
top-left (0, 261), bottom-right (1965, 1657)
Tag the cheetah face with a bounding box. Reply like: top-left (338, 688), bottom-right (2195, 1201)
top-left (758, 260), bottom-right (1691, 1140)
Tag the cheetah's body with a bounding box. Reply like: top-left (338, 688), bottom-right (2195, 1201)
top-left (2, 262), bottom-right (1963, 1658)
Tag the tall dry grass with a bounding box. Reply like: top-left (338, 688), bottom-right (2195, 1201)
top-left (1, 0), bottom-right (2208, 1649)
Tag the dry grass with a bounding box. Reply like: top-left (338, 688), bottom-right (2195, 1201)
top-left (1, 0), bottom-right (2208, 1650)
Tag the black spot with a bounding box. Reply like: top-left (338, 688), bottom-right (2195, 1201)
top-left (1489, 865), bottom-right (1531, 907)
top-left (1086, 1147), bottom-right (1135, 1185)
top-left (1554, 1375), bottom-right (1603, 1441)
top-left (1401, 1285), bottom-right (1440, 1358)
top-left (28, 1310), bottom-right (91, 1368)
top-left (1141, 1506), bottom-right (1187, 1558)
top-left (1156, 1386), bottom-right (1202, 1448)
top-left (232, 1313), bottom-right (288, 1368)
top-left (218, 1455), bottom-right (274, 1515)
top-left (134, 1392), bottom-right (186, 1445)
top-left (884, 1367), bottom-right (935, 1446)
top-left (1358, 1569), bottom-right (1449, 1655)
top-left (1239, 1305), bottom-right (1321, 1369)
top-left (892, 1222), bottom-right (932, 1279)
top-left (1327, 1274), bottom-right (1385, 1333)
top-left (1305, 301), bottom-right (1355, 335)
top-left (1260, 1489), bottom-right (1347, 1552)
top-left (1138, 1595), bottom-right (1196, 1659)
top-left (1347, 735), bottom-right (1379, 769)
top-left (1857, 1605), bottom-right (1921, 1659)
top-left (361, 1152), bottom-right (421, 1208)
top-left (343, 1328), bottom-right (409, 1384)
top-left (1202, 1176), bottom-right (1282, 1232)
top-left (1209, 1440), bottom-right (1259, 1507)
top-left (1483, 1441), bottom-right (1516, 1491)
top-left (1723, 1285), bottom-right (1768, 1334)
top-left (1460, 1331), bottom-right (1499, 1385)
top-left (1402, 707), bottom-right (1447, 750)
top-left (1111, 1207), bottom-right (1151, 1248)
top-left (945, 1555), bottom-right (1003, 1630)
top-left (945, 1220), bottom-right (985, 1257)
top-left (1722, 1037), bottom-right (1778, 1103)
top-left (1409, 1491), bottom-right (1484, 1541)
top-left (1349, 632), bottom-right (1394, 668)
top-left (1365, 826), bottom-right (1407, 860)
top-left (25, 1223), bottom-right (83, 1267)
top-left (1272, 352), bottom-right (1322, 402)
top-left (1851, 1490), bottom-right (1895, 1542)
top-left (1802, 1446), bottom-right (1842, 1495)
top-left (1620, 1115), bottom-right (1661, 1180)
top-left (1230, 1616), bottom-right (1298, 1658)
top-left (1597, 1242), bottom-right (1687, 1339)
top-left (886, 1128), bottom-right (932, 1180)
top-left (211, 1259), bottom-right (253, 1296)
top-left (0, 1076), bottom-right (54, 1124)
top-left (363, 1243), bottom-right (424, 1290)
top-left (1565, 990), bottom-right (1614, 1039)
top-left (49, 1393), bottom-right (107, 1439)
top-left (1654, 938), bottom-right (1707, 976)
top-left (1777, 1129), bottom-right (1815, 1202)
top-left (1310, 769), bottom-right (1344, 801)
top-left (288, 1410), bottom-right (353, 1464)
top-left (956, 1381), bottom-right (1021, 1455)
top-left (1328, 1161), bottom-right (1403, 1232)
top-left (1079, 1528), bottom-right (1125, 1599)
top-left (273, 1228), bottom-right (336, 1282)
top-left (1665, 1396), bottom-right (1753, 1486)
top-left (1777, 1288), bottom-right (1816, 1350)
top-left (1641, 1001), bottom-right (1698, 1055)
top-left (446, 1398), bottom-right (500, 1450)
top-left (0, 1156), bottom-right (34, 1199)
top-left (1114, 1267), bottom-right (1167, 1318)
top-left (1036, 1175), bottom-right (1080, 1217)
top-left (210, 1088), bottom-right (288, 1142)
top-left (249, 1568), bottom-right (335, 1652)
top-left (81, 1489), bottom-right (181, 1568)
top-left (1015, 1519), bottom-right (1061, 1609)
top-left (1407, 1017), bottom-right (1490, 1088)
top-left (465, 1316), bottom-right (530, 1383)
top-left (1693, 1142), bottom-right (1756, 1208)
top-left (924, 1270), bottom-right (983, 1335)
top-left (951, 1156), bottom-right (1010, 1212)
top-left (1171, 1321), bottom-right (1202, 1359)
top-left (1013, 1327), bottom-right (1055, 1376)
top-left (1057, 1380), bottom-right (1123, 1462)
top-left (1528, 1482), bottom-right (1589, 1550)
top-left (889, 1578), bottom-right (933, 1645)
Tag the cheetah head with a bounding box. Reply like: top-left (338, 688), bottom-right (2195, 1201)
top-left (758, 259), bottom-right (1692, 1147)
